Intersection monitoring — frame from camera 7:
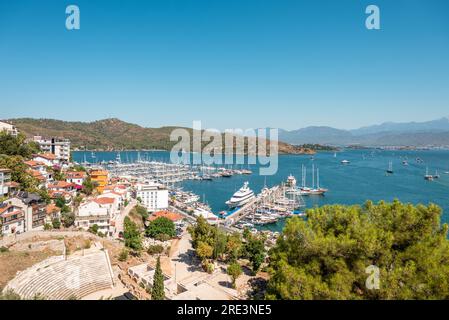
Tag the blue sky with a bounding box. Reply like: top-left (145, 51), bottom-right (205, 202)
top-left (0, 0), bottom-right (448, 130)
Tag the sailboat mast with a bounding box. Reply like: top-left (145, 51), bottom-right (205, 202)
top-left (312, 164), bottom-right (315, 189)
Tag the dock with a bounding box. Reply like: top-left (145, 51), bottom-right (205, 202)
top-left (223, 185), bottom-right (295, 226)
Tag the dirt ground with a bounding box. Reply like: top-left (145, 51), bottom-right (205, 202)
top-left (0, 249), bottom-right (57, 290)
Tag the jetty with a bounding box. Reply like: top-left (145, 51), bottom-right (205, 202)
top-left (223, 184), bottom-right (303, 226)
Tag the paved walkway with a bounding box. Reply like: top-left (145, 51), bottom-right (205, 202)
top-left (113, 200), bottom-right (137, 238)
top-left (169, 232), bottom-right (237, 300)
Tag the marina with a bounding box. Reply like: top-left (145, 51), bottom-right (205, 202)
top-left (73, 149), bottom-right (449, 231)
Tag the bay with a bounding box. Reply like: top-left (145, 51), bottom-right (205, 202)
top-left (73, 149), bottom-right (449, 231)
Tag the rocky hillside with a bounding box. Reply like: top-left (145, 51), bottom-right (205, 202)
top-left (10, 118), bottom-right (315, 155)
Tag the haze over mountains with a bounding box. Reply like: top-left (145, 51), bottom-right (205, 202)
top-left (278, 117), bottom-right (449, 146)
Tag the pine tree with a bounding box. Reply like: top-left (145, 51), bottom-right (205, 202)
top-left (151, 257), bottom-right (165, 300)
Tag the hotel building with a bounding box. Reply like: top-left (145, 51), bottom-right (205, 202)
top-left (33, 136), bottom-right (71, 163)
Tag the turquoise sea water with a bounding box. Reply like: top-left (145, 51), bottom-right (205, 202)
top-left (73, 150), bottom-right (449, 230)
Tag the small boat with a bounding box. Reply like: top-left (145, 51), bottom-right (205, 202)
top-left (341, 160), bottom-right (350, 165)
top-left (221, 171), bottom-right (233, 178)
top-left (402, 160), bottom-right (409, 166)
top-left (386, 161), bottom-right (394, 174)
top-left (424, 167), bottom-right (434, 181)
top-left (444, 171), bottom-right (449, 175)
top-left (201, 174), bottom-right (213, 181)
top-left (434, 170), bottom-right (440, 179)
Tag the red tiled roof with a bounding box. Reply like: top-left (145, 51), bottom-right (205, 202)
top-left (29, 169), bottom-right (46, 181)
top-left (0, 205), bottom-right (12, 214)
top-left (65, 171), bottom-right (87, 179)
top-left (94, 197), bottom-right (115, 205)
top-left (46, 203), bottom-right (61, 215)
top-left (1, 209), bottom-right (24, 219)
top-left (34, 153), bottom-right (56, 160)
top-left (148, 211), bottom-right (183, 222)
top-left (48, 181), bottom-right (74, 189)
top-left (4, 181), bottom-right (20, 188)
top-left (24, 160), bottom-right (46, 167)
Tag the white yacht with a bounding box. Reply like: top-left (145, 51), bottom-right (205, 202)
top-left (225, 182), bottom-right (255, 208)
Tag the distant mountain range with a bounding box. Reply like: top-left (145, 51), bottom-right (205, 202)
top-left (279, 117), bottom-right (449, 146)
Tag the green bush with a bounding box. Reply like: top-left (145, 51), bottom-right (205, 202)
top-left (52, 218), bottom-right (61, 229)
top-left (0, 246), bottom-right (9, 253)
top-left (147, 245), bottom-right (164, 255)
top-left (118, 249), bottom-right (129, 262)
top-left (145, 217), bottom-right (175, 239)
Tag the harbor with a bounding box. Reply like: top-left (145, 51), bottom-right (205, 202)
top-left (73, 149), bottom-right (449, 231)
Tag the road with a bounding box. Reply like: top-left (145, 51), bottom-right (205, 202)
top-left (113, 200), bottom-right (137, 238)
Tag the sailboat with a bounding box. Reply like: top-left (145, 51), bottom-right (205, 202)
top-left (299, 164), bottom-right (327, 196)
top-left (424, 167), bottom-right (434, 181)
top-left (386, 161), bottom-right (394, 174)
top-left (309, 166), bottom-right (328, 195)
top-left (434, 170), bottom-right (440, 179)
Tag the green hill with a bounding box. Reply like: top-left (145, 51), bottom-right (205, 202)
top-left (9, 118), bottom-right (314, 155)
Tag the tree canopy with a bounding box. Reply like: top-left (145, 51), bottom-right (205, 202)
top-left (145, 217), bottom-right (175, 239)
top-left (266, 200), bottom-right (449, 300)
top-left (0, 132), bottom-right (40, 158)
top-left (151, 257), bottom-right (165, 300)
top-left (124, 216), bottom-right (142, 251)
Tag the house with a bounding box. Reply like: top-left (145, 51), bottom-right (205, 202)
top-left (0, 121), bottom-right (18, 137)
top-left (24, 160), bottom-right (53, 184)
top-left (0, 202), bottom-right (25, 235)
top-left (135, 182), bottom-right (168, 213)
top-left (76, 200), bottom-right (113, 236)
top-left (65, 171), bottom-right (86, 186)
top-left (28, 169), bottom-right (48, 189)
top-left (0, 168), bottom-right (12, 196)
top-left (9, 192), bottom-right (47, 232)
top-left (49, 190), bottom-right (73, 205)
top-left (103, 184), bottom-right (131, 201)
top-left (45, 203), bottom-right (61, 225)
top-left (97, 193), bottom-right (122, 213)
top-left (47, 181), bottom-right (76, 194)
top-left (33, 136), bottom-right (71, 163)
top-left (89, 170), bottom-right (109, 194)
top-left (33, 153), bottom-right (58, 167)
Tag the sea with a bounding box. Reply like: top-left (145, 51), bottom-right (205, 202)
top-left (73, 149), bottom-right (449, 231)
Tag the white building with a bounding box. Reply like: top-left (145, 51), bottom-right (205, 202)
top-left (0, 168), bottom-right (11, 197)
top-left (135, 182), bottom-right (168, 213)
top-left (0, 203), bottom-right (25, 235)
top-left (32, 153), bottom-right (58, 167)
top-left (76, 200), bottom-right (113, 236)
top-left (33, 136), bottom-right (71, 163)
top-left (65, 171), bottom-right (86, 186)
top-left (9, 192), bottom-right (47, 232)
top-left (0, 121), bottom-right (18, 136)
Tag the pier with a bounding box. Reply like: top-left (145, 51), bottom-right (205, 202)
top-left (223, 185), bottom-right (301, 226)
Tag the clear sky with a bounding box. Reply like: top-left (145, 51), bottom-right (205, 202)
top-left (0, 0), bottom-right (448, 130)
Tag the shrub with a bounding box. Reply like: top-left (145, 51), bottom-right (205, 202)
top-left (118, 249), bottom-right (129, 262)
top-left (88, 224), bottom-right (99, 235)
top-left (0, 246), bottom-right (9, 253)
top-left (52, 218), bottom-right (61, 229)
top-left (83, 239), bottom-right (91, 249)
top-left (147, 245), bottom-right (164, 255)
